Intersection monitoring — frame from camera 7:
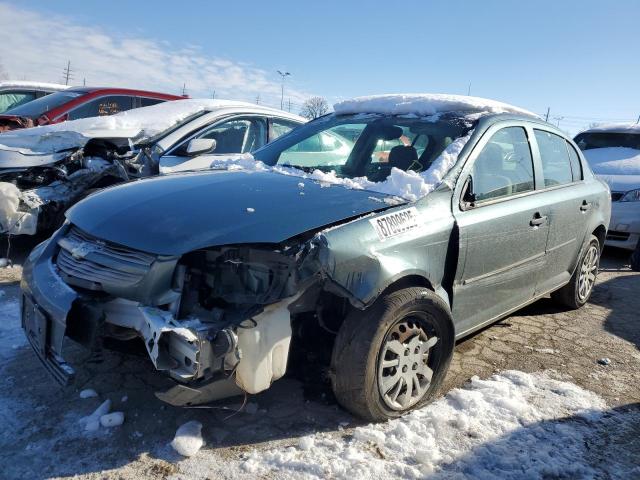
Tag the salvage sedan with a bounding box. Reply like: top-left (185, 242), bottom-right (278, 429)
top-left (0, 99), bottom-right (304, 235)
top-left (21, 94), bottom-right (610, 421)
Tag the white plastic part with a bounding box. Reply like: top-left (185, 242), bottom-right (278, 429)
top-left (0, 181), bottom-right (38, 235)
top-left (234, 297), bottom-right (296, 394)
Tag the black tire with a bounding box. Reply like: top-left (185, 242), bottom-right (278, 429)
top-left (631, 240), bottom-right (640, 272)
top-left (330, 287), bottom-right (454, 422)
top-left (551, 234), bottom-right (600, 309)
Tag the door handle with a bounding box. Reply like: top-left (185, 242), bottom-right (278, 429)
top-left (530, 212), bottom-right (547, 227)
top-left (580, 201), bottom-right (592, 212)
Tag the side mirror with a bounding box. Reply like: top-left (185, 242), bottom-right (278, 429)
top-left (186, 138), bottom-right (216, 156)
top-left (460, 175), bottom-right (477, 210)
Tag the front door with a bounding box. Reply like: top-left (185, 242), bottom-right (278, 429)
top-left (452, 125), bottom-right (549, 336)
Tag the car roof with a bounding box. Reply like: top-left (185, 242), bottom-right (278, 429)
top-left (64, 87), bottom-right (185, 99)
top-left (576, 122), bottom-right (640, 136)
top-left (0, 81), bottom-right (69, 91)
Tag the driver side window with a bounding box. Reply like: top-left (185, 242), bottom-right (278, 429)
top-left (176, 117), bottom-right (266, 156)
top-left (471, 127), bottom-right (534, 202)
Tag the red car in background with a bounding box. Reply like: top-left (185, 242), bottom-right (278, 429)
top-left (0, 87), bottom-right (186, 131)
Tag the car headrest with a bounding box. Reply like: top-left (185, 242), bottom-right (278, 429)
top-left (388, 145), bottom-right (418, 171)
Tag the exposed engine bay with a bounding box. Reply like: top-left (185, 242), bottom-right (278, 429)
top-left (0, 139), bottom-right (155, 235)
top-left (55, 226), bottom-right (345, 406)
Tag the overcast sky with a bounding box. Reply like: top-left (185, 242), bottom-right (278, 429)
top-left (0, 1), bottom-right (638, 133)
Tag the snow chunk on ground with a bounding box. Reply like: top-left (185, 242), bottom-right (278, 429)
top-left (171, 421), bottom-right (204, 457)
top-left (582, 147), bottom-right (640, 175)
top-left (79, 399), bottom-right (111, 432)
top-left (100, 412), bottom-right (124, 427)
top-left (241, 370), bottom-right (610, 479)
top-left (79, 389), bottom-right (98, 399)
top-left (334, 93), bottom-right (537, 118)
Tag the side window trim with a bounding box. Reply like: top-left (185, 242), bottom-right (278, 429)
top-left (531, 126), bottom-right (581, 190)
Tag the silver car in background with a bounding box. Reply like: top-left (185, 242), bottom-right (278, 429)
top-left (575, 124), bottom-right (640, 250)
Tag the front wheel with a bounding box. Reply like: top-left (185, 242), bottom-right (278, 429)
top-left (551, 234), bottom-right (600, 309)
top-left (330, 287), bottom-right (454, 421)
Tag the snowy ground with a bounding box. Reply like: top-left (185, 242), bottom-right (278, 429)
top-left (0, 247), bottom-right (638, 479)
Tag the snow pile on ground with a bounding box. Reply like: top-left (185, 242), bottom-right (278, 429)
top-left (241, 371), bottom-right (609, 479)
top-left (206, 134), bottom-right (470, 202)
top-left (334, 94), bottom-right (537, 118)
top-left (582, 147), bottom-right (640, 175)
top-left (171, 421), bottom-right (204, 457)
top-left (0, 99), bottom-right (257, 154)
top-left (79, 389), bottom-right (98, 399)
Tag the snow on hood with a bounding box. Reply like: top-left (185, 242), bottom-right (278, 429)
top-left (0, 80), bottom-right (69, 91)
top-left (199, 133), bottom-right (471, 202)
top-left (582, 147), bottom-right (640, 191)
top-left (582, 122), bottom-right (640, 134)
top-left (334, 93), bottom-right (538, 118)
top-left (583, 147), bottom-right (640, 176)
top-left (0, 99), bottom-right (258, 156)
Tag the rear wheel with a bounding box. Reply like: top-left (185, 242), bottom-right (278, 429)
top-left (551, 234), bottom-right (600, 309)
top-left (330, 287), bottom-right (454, 421)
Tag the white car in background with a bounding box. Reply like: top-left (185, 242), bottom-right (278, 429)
top-left (0, 81), bottom-right (69, 113)
top-left (575, 123), bottom-right (640, 250)
top-left (0, 99), bottom-right (305, 235)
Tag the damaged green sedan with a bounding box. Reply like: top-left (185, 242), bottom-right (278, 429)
top-left (21, 94), bottom-right (611, 421)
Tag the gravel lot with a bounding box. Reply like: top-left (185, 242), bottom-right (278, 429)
top-left (0, 240), bottom-right (638, 479)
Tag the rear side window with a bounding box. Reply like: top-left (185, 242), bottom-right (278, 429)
top-left (534, 130), bottom-right (573, 187)
top-left (471, 126), bottom-right (535, 202)
top-left (566, 142), bottom-right (583, 181)
top-left (140, 97), bottom-right (165, 107)
top-left (68, 95), bottom-right (134, 120)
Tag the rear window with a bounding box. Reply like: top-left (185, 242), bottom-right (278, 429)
top-left (534, 130), bottom-right (573, 187)
top-left (3, 91), bottom-right (83, 118)
top-left (574, 132), bottom-right (640, 151)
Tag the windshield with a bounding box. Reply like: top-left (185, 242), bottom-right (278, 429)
top-left (253, 113), bottom-right (474, 182)
top-left (0, 91), bottom-right (38, 113)
top-left (3, 91), bottom-right (83, 118)
top-left (574, 132), bottom-right (640, 151)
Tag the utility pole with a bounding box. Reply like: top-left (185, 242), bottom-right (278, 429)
top-left (62, 60), bottom-right (73, 85)
top-left (277, 70), bottom-right (291, 110)
top-left (181, 83), bottom-right (187, 96)
top-left (83, 77), bottom-right (86, 86)
top-left (255, 94), bottom-right (260, 105)
top-left (467, 82), bottom-right (471, 96)
top-left (553, 116), bottom-right (564, 127)
top-left (636, 114), bottom-right (640, 124)
top-left (288, 98), bottom-right (291, 112)
top-left (211, 90), bottom-right (216, 99)
top-left (545, 107), bottom-right (550, 122)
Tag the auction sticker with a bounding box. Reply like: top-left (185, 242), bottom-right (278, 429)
top-left (369, 207), bottom-right (421, 241)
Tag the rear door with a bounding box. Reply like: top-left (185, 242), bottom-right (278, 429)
top-left (452, 124), bottom-right (550, 336)
top-left (530, 129), bottom-right (592, 294)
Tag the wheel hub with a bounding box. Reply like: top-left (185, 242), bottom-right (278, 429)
top-left (377, 318), bottom-right (438, 411)
top-left (578, 244), bottom-right (599, 301)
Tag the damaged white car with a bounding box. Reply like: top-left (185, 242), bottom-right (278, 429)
top-left (0, 99), bottom-right (304, 235)
top-left (21, 94), bottom-right (610, 420)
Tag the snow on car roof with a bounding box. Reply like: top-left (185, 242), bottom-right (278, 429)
top-left (333, 93), bottom-right (538, 118)
top-left (581, 122), bottom-right (640, 135)
top-left (0, 99), bottom-right (302, 154)
top-left (0, 80), bottom-right (69, 91)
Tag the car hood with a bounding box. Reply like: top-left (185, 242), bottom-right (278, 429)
top-left (596, 173), bottom-right (640, 192)
top-left (66, 170), bottom-right (398, 255)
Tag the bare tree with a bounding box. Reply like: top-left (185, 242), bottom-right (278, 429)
top-left (300, 97), bottom-right (329, 119)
